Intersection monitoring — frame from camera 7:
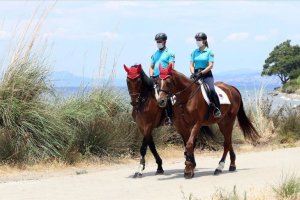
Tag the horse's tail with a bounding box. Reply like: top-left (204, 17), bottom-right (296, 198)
top-left (232, 86), bottom-right (260, 142)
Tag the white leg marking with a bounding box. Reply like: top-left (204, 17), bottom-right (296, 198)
top-left (138, 164), bottom-right (144, 174)
top-left (217, 161), bottom-right (225, 170)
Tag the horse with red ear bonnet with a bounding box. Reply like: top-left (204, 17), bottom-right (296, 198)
top-left (124, 63), bottom-right (166, 177)
top-left (156, 63), bottom-right (259, 178)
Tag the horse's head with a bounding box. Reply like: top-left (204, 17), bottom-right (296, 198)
top-left (157, 63), bottom-right (173, 108)
top-left (124, 64), bottom-right (143, 107)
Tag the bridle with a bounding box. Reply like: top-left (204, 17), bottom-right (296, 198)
top-left (124, 64), bottom-right (150, 111)
top-left (158, 75), bottom-right (201, 104)
top-left (127, 78), bottom-right (142, 108)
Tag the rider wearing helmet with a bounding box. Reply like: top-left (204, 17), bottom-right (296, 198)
top-left (150, 33), bottom-right (175, 126)
top-left (190, 32), bottom-right (222, 118)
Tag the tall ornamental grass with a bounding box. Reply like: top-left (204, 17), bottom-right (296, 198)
top-left (0, 7), bottom-right (73, 164)
top-left (57, 88), bottom-right (140, 161)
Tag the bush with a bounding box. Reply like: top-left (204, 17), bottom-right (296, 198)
top-left (58, 88), bottom-right (140, 159)
top-left (0, 53), bottom-right (73, 164)
top-left (282, 79), bottom-right (300, 93)
top-left (272, 106), bottom-right (300, 143)
top-left (273, 173), bottom-right (300, 199)
top-left (211, 185), bottom-right (247, 200)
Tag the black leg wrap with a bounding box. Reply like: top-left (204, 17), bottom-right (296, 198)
top-left (140, 138), bottom-right (148, 157)
top-left (148, 138), bottom-right (164, 175)
top-left (186, 154), bottom-right (196, 166)
top-left (140, 157), bottom-right (145, 166)
top-left (230, 151), bottom-right (236, 161)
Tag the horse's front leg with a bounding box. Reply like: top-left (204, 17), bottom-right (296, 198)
top-left (133, 137), bottom-right (148, 178)
top-left (184, 123), bottom-right (201, 179)
top-left (148, 135), bottom-right (164, 175)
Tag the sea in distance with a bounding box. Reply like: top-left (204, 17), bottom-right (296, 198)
top-left (54, 84), bottom-right (300, 112)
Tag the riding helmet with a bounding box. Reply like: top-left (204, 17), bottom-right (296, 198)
top-left (195, 32), bottom-right (207, 40)
top-left (155, 33), bottom-right (167, 41)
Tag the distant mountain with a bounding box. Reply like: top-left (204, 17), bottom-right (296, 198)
top-left (214, 69), bottom-right (281, 90)
top-left (49, 71), bottom-right (94, 87)
top-left (49, 71), bottom-right (126, 87)
top-left (50, 69), bottom-right (281, 90)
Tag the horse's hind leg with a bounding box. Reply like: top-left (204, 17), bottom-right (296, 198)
top-left (148, 135), bottom-right (164, 175)
top-left (215, 118), bottom-right (235, 175)
top-left (229, 146), bottom-right (236, 171)
top-left (133, 137), bottom-right (148, 178)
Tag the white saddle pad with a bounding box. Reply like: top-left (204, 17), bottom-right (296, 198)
top-left (200, 84), bottom-right (231, 105)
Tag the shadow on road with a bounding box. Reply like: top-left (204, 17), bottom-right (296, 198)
top-left (127, 167), bottom-right (254, 180)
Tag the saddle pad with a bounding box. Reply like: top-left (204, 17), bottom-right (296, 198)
top-left (200, 85), bottom-right (231, 105)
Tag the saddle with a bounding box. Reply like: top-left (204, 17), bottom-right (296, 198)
top-left (200, 81), bottom-right (230, 105)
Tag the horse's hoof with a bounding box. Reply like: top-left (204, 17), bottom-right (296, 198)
top-left (155, 169), bottom-right (164, 175)
top-left (133, 172), bottom-right (143, 178)
top-left (184, 172), bottom-right (194, 179)
top-left (214, 169), bottom-right (222, 175)
top-left (229, 166), bottom-right (236, 172)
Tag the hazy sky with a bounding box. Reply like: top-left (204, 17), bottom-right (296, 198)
top-left (0, 1), bottom-right (300, 80)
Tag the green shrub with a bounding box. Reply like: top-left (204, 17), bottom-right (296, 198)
top-left (58, 88), bottom-right (140, 158)
top-left (272, 106), bottom-right (300, 143)
top-left (212, 185), bottom-right (247, 200)
top-left (282, 79), bottom-right (300, 93)
top-left (0, 56), bottom-right (73, 164)
top-left (273, 173), bottom-right (300, 199)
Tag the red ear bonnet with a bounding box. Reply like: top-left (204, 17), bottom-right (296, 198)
top-left (159, 63), bottom-right (172, 79)
top-left (124, 64), bottom-right (142, 79)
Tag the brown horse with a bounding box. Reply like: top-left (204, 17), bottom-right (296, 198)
top-left (156, 64), bottom-right (259, 178)
top-left (124, 64), bottom-right (166, 177)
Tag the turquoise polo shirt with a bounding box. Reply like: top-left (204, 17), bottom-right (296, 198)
top-left (151, 48), bottom-right (175, 77)
top-left (190, 47), bottom-right (214, 70)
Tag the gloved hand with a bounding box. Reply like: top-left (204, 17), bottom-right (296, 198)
top-left (195, 71), bottom-right (204, 80)
top-left (190, 73), bottom-right (196, 79)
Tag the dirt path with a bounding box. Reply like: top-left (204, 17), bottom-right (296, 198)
top-left (0, 147), bottom-right (299, 200)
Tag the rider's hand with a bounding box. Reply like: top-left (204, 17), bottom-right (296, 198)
top-left (190, 73), bottom-right (196, 79)
top-left (195, 72), bottom-right (204, 79)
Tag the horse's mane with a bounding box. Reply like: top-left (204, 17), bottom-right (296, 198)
top-left (141, 70), bottom-right (154, 89)
top-left (131, 64), bottom-right (154, 91)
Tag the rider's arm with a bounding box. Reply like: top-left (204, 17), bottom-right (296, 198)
top-left (190, 61), bottom-right (195, 74)
top-left (201, 50), bottom-right (214, 74)
top-left (149, 63), bottom-right (154, 76)
top-left (201, 62), bottom-right (214, 74)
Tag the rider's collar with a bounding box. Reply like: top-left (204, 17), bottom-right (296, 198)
top-left (197, 47), bottom-right (208, 52)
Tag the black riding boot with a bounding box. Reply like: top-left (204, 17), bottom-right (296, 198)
top-left (165, 98), bottom-right (173, 126)
top-left (211, 91), bottom-right (221, 118)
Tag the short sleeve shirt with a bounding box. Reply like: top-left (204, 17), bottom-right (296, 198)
top-left (151, 48), bottom-right (175, 77)
top-left (190, 47), bottom-right (214, 70)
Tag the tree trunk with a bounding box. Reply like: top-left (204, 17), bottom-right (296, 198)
top-left (278, 73), bottom-right (289, 85)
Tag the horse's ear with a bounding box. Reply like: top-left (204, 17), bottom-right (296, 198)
top-left (168, 62), bottom-right (173, 69)
top-left (123, 64), bottom-right (129, 73)
top-left (136, 64), bottom-right (142, 73)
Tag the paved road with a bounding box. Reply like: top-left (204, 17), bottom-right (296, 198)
top-left (0, 147), bottom-right (300, 200)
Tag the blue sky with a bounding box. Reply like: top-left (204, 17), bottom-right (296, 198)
top-left (0, 1), bottom-right (300, 81)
